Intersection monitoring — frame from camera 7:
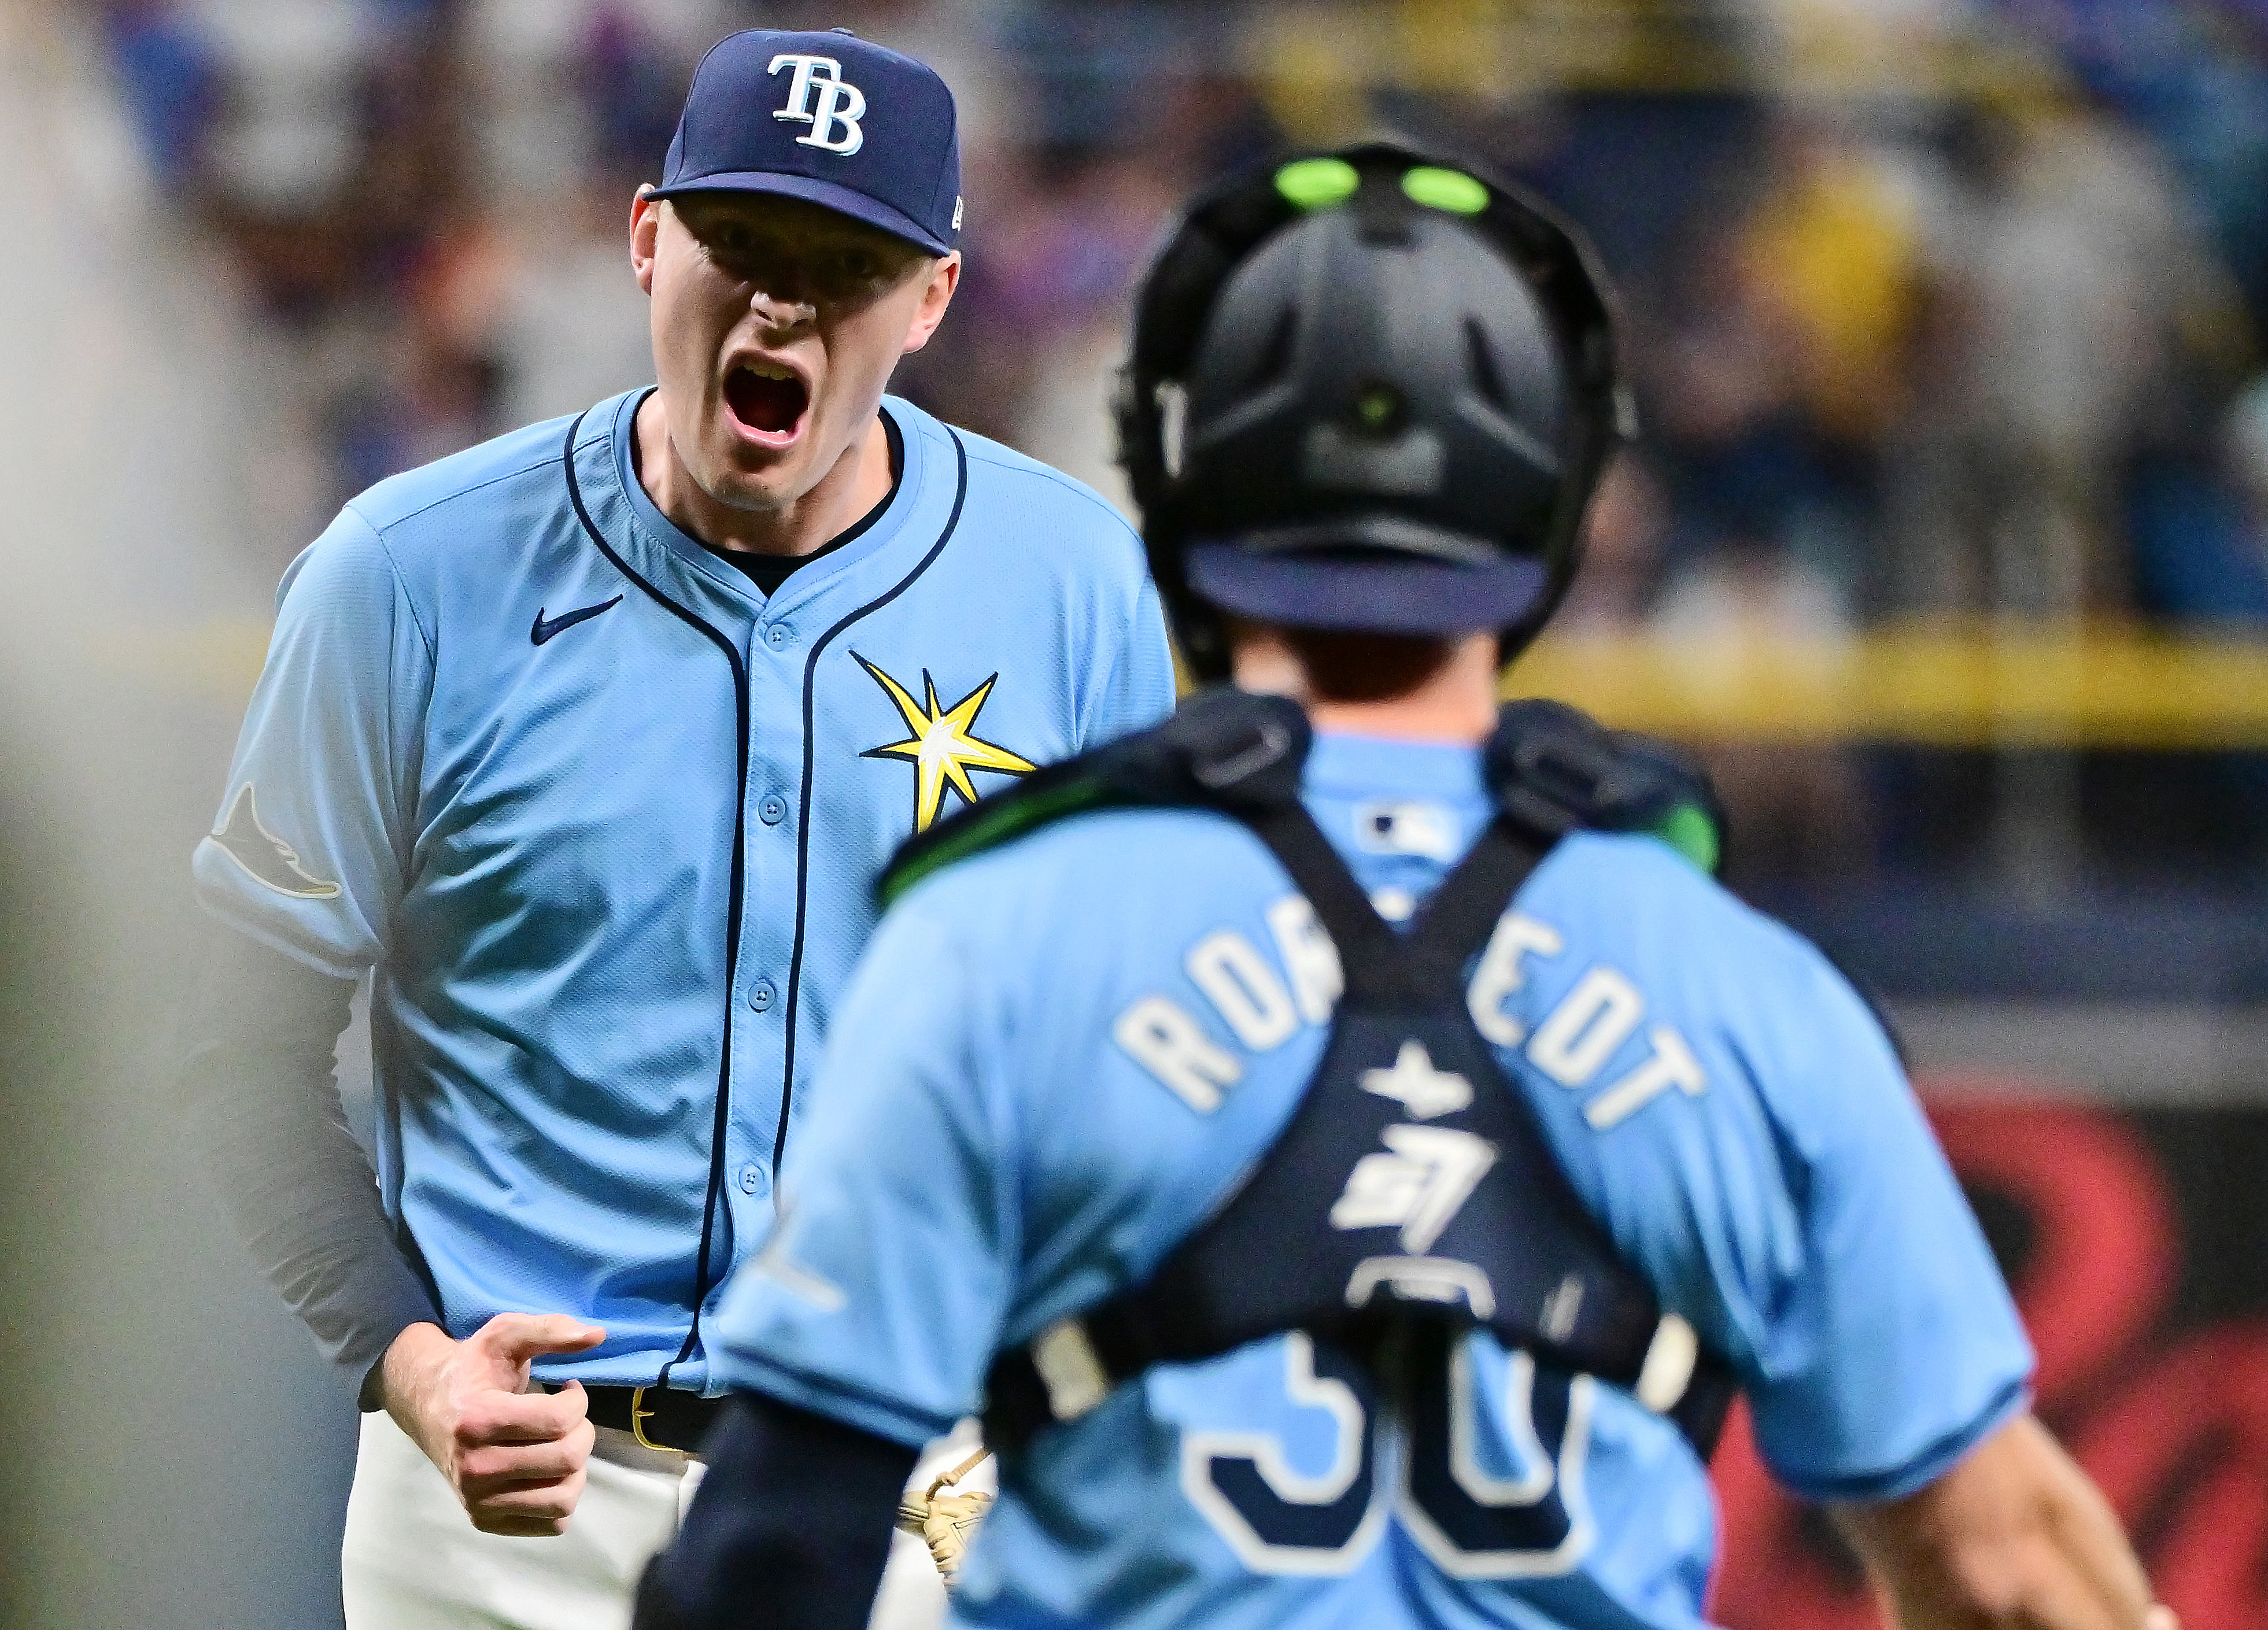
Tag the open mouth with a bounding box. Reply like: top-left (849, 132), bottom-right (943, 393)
top-left (724, 361), bottom-right (810, 440)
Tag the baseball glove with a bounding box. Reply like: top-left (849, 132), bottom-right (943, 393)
top-left (895, 1447), bottom-right (993, 1585)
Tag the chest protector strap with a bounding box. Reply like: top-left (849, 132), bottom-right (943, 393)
top-left (932, 691), bottom-right (1738, 1459)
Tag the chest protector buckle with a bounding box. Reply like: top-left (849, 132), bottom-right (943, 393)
top-left (961, 690), bottom-right (1737, 1458)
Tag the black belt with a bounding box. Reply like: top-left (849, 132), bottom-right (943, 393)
top-left (579, 1385), bottom-right (729, 1455)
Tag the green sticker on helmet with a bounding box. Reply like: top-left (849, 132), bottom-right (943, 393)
top-left (1274, 157), bottom-right (1360, 212)
top-left (1401, 166), bottom-right (1490, 216)
top-left (1649, 801), bottom-right (1722, 877)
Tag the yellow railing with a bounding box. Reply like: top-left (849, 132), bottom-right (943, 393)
top-left (1242, 0), bottom-right (2071, 142)
top-left (1507, 627), bottom-right (2268, 749)
top-left (90, 618), bottom-right (2268, 750)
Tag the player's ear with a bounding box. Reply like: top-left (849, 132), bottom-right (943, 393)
top-left (902, 251), bottom-right (961, 355)
top-left (631, 186), bottom-right (663, 296)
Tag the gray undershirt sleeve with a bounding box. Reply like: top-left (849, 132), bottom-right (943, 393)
top-left (179, 923), bottom-right (441, 1409)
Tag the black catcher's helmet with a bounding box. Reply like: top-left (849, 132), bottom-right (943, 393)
top-left (1116, 140), bottom-right (1628, 681)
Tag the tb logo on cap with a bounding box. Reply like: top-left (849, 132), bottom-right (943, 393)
top-left (770, 54), bottom-right (866, 155)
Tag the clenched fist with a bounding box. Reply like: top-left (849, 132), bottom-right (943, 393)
top-left (379, 1314), bottom-right (606, 1536)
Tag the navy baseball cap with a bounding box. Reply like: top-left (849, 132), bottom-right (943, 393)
top-left (648, 28), bottom-right (962, 256)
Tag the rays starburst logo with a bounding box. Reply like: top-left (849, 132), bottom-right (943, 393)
top-left (855, 655), bottom-right (1037, 832)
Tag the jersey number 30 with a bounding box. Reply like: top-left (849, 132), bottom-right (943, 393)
top-left (1180, 1328), bottom-right (1598, 1579)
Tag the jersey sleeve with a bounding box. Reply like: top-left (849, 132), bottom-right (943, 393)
top-left (1730, 949), bottom-right (2034, 1502)
top-left (1078, 574), bottom-right (1177, 749)
top-left (708, 899), bottom-right (1017, 1449)
top-left (191, 507), bottom-right (431, 978)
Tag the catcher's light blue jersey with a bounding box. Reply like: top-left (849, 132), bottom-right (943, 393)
top-left (192, 388), bottom-right (1174, 1391)
top-left (710, 730), bottom-right (2032, 1630)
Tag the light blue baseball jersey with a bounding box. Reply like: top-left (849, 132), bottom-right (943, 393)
top-left (192, 388), bottom-right (1174, 1392)
top-left (710, 729), bottom-right (2033, 1630)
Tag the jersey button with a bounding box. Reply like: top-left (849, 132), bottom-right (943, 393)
top-left (737, 1163), bottom-right (770, 1196)
top-left (766, 624), bottom-right (792, 650)
top-left (749, 978), bottom-right (777, 1012)
top-left (758, 794), bottom-right (787, 826)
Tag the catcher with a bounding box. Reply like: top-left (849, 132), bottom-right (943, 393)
top-left (634, 141), bottom-right (2172, 1630)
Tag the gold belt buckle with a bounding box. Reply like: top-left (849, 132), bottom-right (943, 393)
top-left (628, 1385), bottom-right (679, 1454)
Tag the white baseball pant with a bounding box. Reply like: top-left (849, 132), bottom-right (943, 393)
top-left (341, 1410), bottom-right (964, 1630)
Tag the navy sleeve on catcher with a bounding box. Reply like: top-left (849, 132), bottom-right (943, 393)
top-left (635, 1394), bottom-right (915, 1630)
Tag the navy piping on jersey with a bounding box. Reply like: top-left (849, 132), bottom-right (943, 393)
top-left (700, 410), bottom-right (904, 596)
top-left (561, 409), bottom-right (751, 1394)
top-left (775, 430), bottom-right (970, 1174)
top-left (560, 409), bottom-right (970, 1388)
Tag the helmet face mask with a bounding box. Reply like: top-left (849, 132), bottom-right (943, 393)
top-left (1117, 141), bottom-right (1626, 682)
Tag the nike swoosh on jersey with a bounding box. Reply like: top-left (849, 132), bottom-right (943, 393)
top-left (202, 783), bottom-right (343, 899)
top-left (531, 596), bottom-right (624, 645)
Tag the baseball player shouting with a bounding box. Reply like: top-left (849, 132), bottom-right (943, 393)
top-left (180, 27), bottom-right (1172, 1629)
top-left (634, 143), bottom-right (2175, 1630)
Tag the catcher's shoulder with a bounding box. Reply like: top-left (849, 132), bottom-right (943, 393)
top-left (878, 701), bottom-right (1262, 912)
top-left (897, 799), bottom-right (1259, 910)
top-left (880, 797), bottom-right (1275, 984)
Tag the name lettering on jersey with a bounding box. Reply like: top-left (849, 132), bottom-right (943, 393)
top-left (1465, 912), bottom-right (1563, 1046)
top-left (1329, 1123), bottom-right (1497, 1254)
top-left (855, 656), bottom-right (1037, 832)
top-left (1113, 895), bottom-right (1708, 1132)
top-left (1582, 1026), bottom-right (1705, 1130)
top-left (1526, 968), bottom-right (1645, 1088)
top-left (1114, 996), bottom-right (1241, 1113)
top-left (1266, 895), bottom-right (1342, 1021)
top-left (769, 53), bottom-right (867, 154)
top-left (201, 783), bottom-right (343, 900)
top-left (1464, 911), bottom-right (1709, 1130)
top-left (1115, 899), bottom-right (1338, 1113)
top-left (1186, 930), bottom-right (1299, 1051)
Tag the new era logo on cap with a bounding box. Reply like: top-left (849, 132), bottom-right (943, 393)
top-left (649, 28), bottom-right (962, 254)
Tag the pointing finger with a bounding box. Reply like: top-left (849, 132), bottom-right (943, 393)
top-left (474, 1313), bottom-right (607, 1365)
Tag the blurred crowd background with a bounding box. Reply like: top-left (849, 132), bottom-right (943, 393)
top-left (8, 3), bottom-right (2268, 1627)
top-left (86, 0), bottom-right (2268, 896)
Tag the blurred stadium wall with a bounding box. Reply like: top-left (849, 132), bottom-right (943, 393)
top-left (0, 5), bottom-right (352, 1627)
top-left (5, 1), bottom-right (2266, 1626)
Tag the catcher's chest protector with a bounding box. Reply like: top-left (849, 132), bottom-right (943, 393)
top-left (970, 693), bottom-right (1735, 1459)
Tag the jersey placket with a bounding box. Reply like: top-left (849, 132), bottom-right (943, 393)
top-left (631, 556), bottom-right (806, 1391)
top-left (733, 593), bottom-right (806, 1246)
top-left (575, 398), bottom-right (792, 1390)
top-left (714, 422), bottom-right (948, 1372)
top-left (585, 395), bottom-right (962, 1388)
